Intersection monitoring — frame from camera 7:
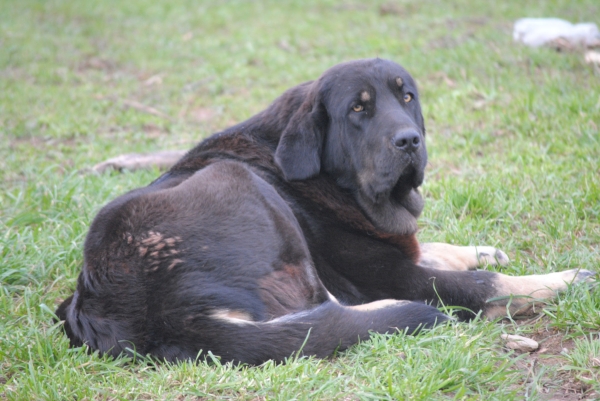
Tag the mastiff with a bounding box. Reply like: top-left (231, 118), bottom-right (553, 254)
top-left (57, 59), bottom-right (594, 364)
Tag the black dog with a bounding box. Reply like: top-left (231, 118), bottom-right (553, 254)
top-left (56, 59), bottom-right (593, 364)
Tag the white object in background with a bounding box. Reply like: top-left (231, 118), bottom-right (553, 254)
top-left (585, 50), bottom-right (600, 65)
top-left (513, 18), bottom-right (600, 47)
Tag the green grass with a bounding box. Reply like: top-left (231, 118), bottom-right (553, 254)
top-left (1, 0), bottom-right (599, 399)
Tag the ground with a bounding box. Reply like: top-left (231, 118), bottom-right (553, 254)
top-left (1, 0), bottom-right (599, 399)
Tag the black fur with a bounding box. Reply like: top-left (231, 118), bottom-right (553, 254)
top-left (57, 59), bottom-right (506, 364)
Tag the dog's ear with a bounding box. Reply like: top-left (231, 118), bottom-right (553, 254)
top-left (275, 86), bottom-right (327, 181)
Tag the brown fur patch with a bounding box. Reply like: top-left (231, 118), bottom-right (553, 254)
top-left (380, 233), bottom-right (420, 263)
top-left (124, 233), bottom-right (133, 244)
top-left (141, 231), bottom-right (163, 246)
top-left (135, 231), bottom-right (184, 272)
top-left (167, 259), bottom-right (183, 271)
top-left (396, 77), bottom-right (403, 87)
top-left (360, 91), bottom-right (370, 102)
top-left (258, 264), bottom-right (321, 319)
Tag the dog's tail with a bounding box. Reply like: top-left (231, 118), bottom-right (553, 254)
top-left (57, 297), bottom-right (447, 365)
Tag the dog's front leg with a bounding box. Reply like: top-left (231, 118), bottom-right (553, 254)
top-left (418, 242), bottom-right (510, 271)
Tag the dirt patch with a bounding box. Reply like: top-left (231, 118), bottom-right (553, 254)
top-left (505, 321), bottom-right (598, 400)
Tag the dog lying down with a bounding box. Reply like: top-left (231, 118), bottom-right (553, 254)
top-left (57, 58), bottom-right (595, 364)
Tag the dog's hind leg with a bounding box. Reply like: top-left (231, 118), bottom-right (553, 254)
top-left (161, 300), bottom-right (448, 365)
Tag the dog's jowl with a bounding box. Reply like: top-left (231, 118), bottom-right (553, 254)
top-left (56, 58), bottom-right (594, 364)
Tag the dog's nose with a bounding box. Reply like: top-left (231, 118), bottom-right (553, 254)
top-left (393, 131), bottom-right (421, 152)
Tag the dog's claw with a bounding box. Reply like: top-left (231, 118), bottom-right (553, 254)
top-left (477, 248), bottom-right (510, 267)
top-left (574, 269), bottom-right (596, 283)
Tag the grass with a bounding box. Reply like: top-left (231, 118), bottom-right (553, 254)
top-left (1, 0), bottom-right (599, 399)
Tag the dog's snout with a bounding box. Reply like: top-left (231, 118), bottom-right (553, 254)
top-left (393, 131), bottom-right (421, 152)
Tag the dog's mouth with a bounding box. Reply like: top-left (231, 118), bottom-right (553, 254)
top-left (360, 161), bottom-right (423, 204)
top-left (390, 176), bottom-right (413, 203)
top-left (391, 159), bottom-right (424, 197)
top-left (390, 174), bottom-right (424, 218)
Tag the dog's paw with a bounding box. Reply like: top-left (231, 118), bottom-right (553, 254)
top-left (562, 268), bottom-right (596, 284)
top-left (476, 247), bottom-right (510, 267)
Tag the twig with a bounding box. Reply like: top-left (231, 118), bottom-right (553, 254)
top-left (99, 96), bottom-right (173, 121)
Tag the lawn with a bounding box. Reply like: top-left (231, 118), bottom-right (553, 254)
top-left (1, 0), bottom-right (599, 399)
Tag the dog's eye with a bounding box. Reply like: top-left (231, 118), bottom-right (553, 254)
top-left (403, 93), bottom-right (413, 103)
top-left (352, 104), bottom-right (364, 112)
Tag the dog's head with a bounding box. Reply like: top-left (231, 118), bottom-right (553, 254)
top-left (275, 58), bottom-right (427, 234)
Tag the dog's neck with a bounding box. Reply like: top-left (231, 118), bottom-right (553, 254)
top-left (355, 187), bottom-right (423, 235)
